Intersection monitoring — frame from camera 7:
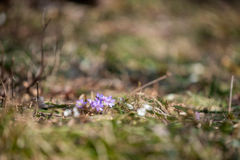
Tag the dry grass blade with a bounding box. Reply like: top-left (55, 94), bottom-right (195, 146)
top-left (154, 98), bottom-right (169, 115)
top-left (129, 72), bottom-right (172, 96)
top-left (228, 75), bottom-right (234, 114)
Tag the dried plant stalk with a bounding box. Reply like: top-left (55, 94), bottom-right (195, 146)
top-left (228, 75), bottom-right (234, 114)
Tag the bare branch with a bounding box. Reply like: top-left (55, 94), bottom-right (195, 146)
top-left (13, 15), bottom-right (52, 95)
top-left (24, 17), bottom-right (52, 90)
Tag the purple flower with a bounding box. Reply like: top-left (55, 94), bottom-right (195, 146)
top-left (88, 99), bottom-right (95, 108)
top-left (195, 111), bottom-right (200, 120)
top-left (76, 99), bottom-right (87, 108)
top-left (88, 99), bottom-right (104, 112)
top-left (93, 100), bottom-right (104, 112)
top-left (96, 93), bottom-right (104, 101)
top-left (87, 93), bottom-right (115, 112)
top-left (103, 95), bottom-right (115, 108)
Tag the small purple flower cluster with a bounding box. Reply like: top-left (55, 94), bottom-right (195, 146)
top-left (75, 93), bottom-right (115, 112)
top-left (195, 111), bottom-right (200, 120)
top-left (76, 99), bottom-right (87, 109)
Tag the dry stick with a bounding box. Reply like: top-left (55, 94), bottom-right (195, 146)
top-left (129, 72), bottom-right (172, 96)
top-left (7, 83), bottom-right (10, 98)
top-left (50, 40), bottom-right (60, 76)
top-left (10, 58), bottom-right (14, 79)
top-left (1, 98), bottom-right (3, 108)
top-left (209, 96), bottom-right (211, 111)
top-left (11, 58), bottom-right (14, 99)
top-left (1, 80), bottom-right (7, 109)
top-left (0, 41), bottom-right (4, 80)
top-left (208, 96), bottom-right (212, 118)
top-left (12, 12), bottom-right (54, 97)
top-left (42, 39), bottom-right (60, 79)
top-left (1, 81), bottom-right (7, 98)
top-left (35, 81), bottom-right (39, 116)
top-left (27, 52), bottom-right (33, 81)
top-left (26, 18), bottom-right (52, 89)
top-left (12, 78), bottom-right (14, 98)
top-left (228, 75), bottom-right (234, 114)
top-left (15, 17), bottom-right (52, 95)
top-left (37, 81), bottom-right (39, 99)
top-left (19, 10), bottom-right (51, 94)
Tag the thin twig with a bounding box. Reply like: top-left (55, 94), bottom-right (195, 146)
top-left (0, 41), bottom-right (4, 79)
top-left (228, 75), bottom-right (234, 114)
top-left (14, 16), bottom-right (52, 95)
top-left (11, 58), bottom-right (14, 99)
top-left (1, 80), bottom-right (7, 99)
top-left (129, 72), bottom-right (172, 96)
top-left (37, 81), bottom-right (39, 98)
top-left (42, 38), bottom-right (60, 79)
top-left (26, 10), bottom-right (52, 90)
top-left (28, 19), bottom-right (51, 89)
top-left (35, 81), bottom-right (39, 116)
top-left (208, 96), bottom-right (212, 118)
top-left (27, 51), bottom-right (33, 81)
top-left (1, 79), bottom-right (7, 108)
top-left (7, 82), bottom-right (10, 98)
top-left (11, 58), bottom-right (14, 79)
top-left (50, 39), bottom-right (60, 76)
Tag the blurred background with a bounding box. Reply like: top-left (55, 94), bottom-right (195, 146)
top-left (1, 0), bottom-right (240, 100)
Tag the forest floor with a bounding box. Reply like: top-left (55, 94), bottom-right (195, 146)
top-left (1, 0), bottom-right (240, 159)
